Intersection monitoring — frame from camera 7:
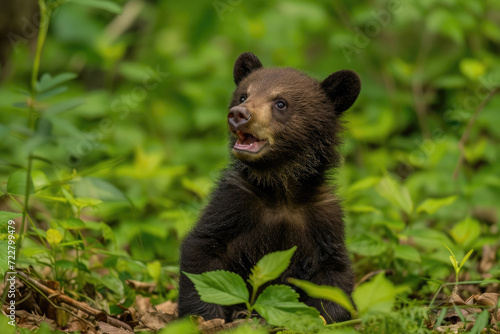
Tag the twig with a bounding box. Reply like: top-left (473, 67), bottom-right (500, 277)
top-left (19, 277), bottom-right (94, 328)
top-left (16, 271), bottom-right (133, 331)
top-left (453, 87), bottom-right (500, 179)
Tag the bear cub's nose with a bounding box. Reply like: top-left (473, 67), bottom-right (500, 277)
top-left (228, 106), bottom-right (251, 129)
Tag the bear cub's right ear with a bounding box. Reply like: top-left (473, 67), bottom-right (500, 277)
top-left (321, 70), bottom-right (361, 114)
top-left (233, 52), bottom-right (263, 85)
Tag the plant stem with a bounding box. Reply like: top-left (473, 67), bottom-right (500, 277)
top-left (325, 318), bottom-right (362, 328)
top-left (21, 0), bottom-right (51, 240)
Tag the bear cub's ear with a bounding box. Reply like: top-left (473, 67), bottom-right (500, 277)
top-left (321, 70), bottom-right (361, 113)
top-left (233, 52), bottom-right (263, 85)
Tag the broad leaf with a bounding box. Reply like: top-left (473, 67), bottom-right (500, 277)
top-left (394, 244), bottom-right (421, 263)
top-left (7, 170), bottom-right (34, 196)
top-left (348, 234), bottom-right (387, 257)
top-left (184, 270), bottom-right (249, 305)
top-left (54, 218), bottom-right (86, 230)
top-left (147, 261), bottom-right (162, 282)
top-left (253, 285), bottom-right (323, 330)
top-left (450, 217), bottom-right (481, 248)
top-left (72, 177), bottom-right (128, 202)
top-left (44, 98), bottom-right (85, 116)
top-left (288, 278), bottom-right (356, 317)
top-left (376, 176), bottom-right (413, 215)
top-left (35, 72), bottom-right (77, 93)
top-left (417, 195), bottom-right (457, 215)
top-left (0, 211), bottom-right (22, 227)
top-left (352, 273), bottom-right (396, 316)
top-left (46, 228), bottom-right (63, 247)
top-left (249, 246), bottom-right (296, 289)
top-left (346, 176), bottom-right (381, 195)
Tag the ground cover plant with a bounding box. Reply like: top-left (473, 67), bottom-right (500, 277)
top-left (0, 0), bottom-right (499, 333)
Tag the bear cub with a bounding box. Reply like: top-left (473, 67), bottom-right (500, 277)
top-left (178, 52), bottom-right (361, 323)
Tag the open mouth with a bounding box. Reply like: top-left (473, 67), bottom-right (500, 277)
top-left (233, 130), bottom-right (267, 153)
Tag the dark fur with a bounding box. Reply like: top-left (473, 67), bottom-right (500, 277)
top-left (178, 52), bottom-right (361, 323)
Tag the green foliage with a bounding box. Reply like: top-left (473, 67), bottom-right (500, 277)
top-left (443, 243), bottom-right (474, 285)
top-left (288, 278), bottom-right (356, 318)
top-left (185, 247), bottom-right (324, 330)
top-left (184, 270), bottom-right (249, 306)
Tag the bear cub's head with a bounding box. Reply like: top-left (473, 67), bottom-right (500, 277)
top-left (227, 52), bottom-right (360, 183)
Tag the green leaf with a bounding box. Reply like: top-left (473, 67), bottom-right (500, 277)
top-left (158, 319), bottom-right (197, 334)
top-left (470, 310), bottom-right (490, 334)
top-left (253, 285), bottom-right (323, 330)
top-left (249, 246), bottom-right (296, 290)
top-left (416, 195), bottom-right (457, 215)
top-left (394, 244), bottom-right (421, 263)
top-left (72, 177), bottom-right (128, 202)
top-left (46, 228), bottom-right (63, 247)
top-left (55, 218), bottom-right (86, 230)
top-left (459, 249), bottom-right (474, 271)
top-left (73, 197), bottom-right (103, 208)
top-left (376, 176), bottom-right (413, 215)
top-left (44, 98), bottom-right (85, 116)
top-left (288, 278), bottom-right (356, 317)
top-left (0, 241), bottom-right (8, 275)
top-left (0, 211), bottom-right (22, 226)
top-left (346, 176), bottom-right (381, 195)
top-left (183, 270), bottom-right (249, 305)
top-left (35, 72), bottom-right (77, 93)
top-left (55, 260), bottom-right (76, 269)
top-left (459, 59), bottom-right (486, 81)
top-left (147, 261), bottom-right (162, 282)
top-left (37, 86), bottom-right (68, 101)
top-left (352, 273), bottom-right (396, 316)
top-left (373, 220), bottom-right (405, 232)
top-left (443, 243), bottom-right (459, 272)
top-left (348, 234), bottom-right (387, 257)
top-left (450, 217), bottom-right (481, 248)
top-left (7, 170), bottom-right (34, 196)
top-left (70, 0), bottom-right (122, 14)
top-left (101, 274), bottom-right (124, 296)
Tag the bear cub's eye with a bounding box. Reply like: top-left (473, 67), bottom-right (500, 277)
top-left (275, 100), bottom-right (287, 110)
top-left (239, 95), bottom-right (247, 103)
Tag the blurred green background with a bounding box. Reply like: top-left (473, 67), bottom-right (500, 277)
top-left (0, 0), bottom-right (499, 303)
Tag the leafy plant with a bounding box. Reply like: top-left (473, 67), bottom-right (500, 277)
top-left (184, 246), bottom-right (324, 330)
top-left (443, 243), bottom-right (473, 290)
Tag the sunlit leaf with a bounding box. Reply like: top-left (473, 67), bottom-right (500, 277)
top-left (416, 195), bottom-right (457, 215)
top-left (288, 278), bottom-right (356, 317)
top-left (46, 228), bottom-right (63, 247)
top-left (183, 270), bottom-right (249, 305)
top-left (352, 273), bottom-right (396, 316)
top-left (147, 261), bottom-right (162, 282)
top-left (450, 217), bottom-right (481, 248)
top-left (249, 246), bottom-right (296, 290)
top-left (459, 58), bottom-right (486, 81)
top-left (253, 285), bottom-right (323, 330)
top-left (394, 244), bottom-right (421, 263)
top-left (459, 249), bottom-right (474, 271)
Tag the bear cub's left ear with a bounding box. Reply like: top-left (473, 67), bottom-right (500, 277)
top-left (321, 70), bottom-right (361, 113)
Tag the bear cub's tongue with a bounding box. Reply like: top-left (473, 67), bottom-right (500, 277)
top-left (234, 131), bottom-right (265, 153)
